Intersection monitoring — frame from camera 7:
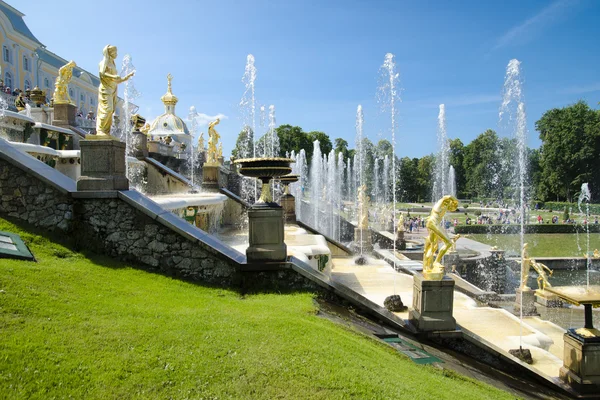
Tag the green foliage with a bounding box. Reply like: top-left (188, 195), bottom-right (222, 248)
top-left (275, 124), bottom-right (310, 158)
top-left (306, 131), bottom-right (332, 156)
top-left (563, 206), bottom-right (569, 222)
top-left (543, 201), bottom-right (600, 216)
top-left (449, 138), bottom-right (466, 198)
top-left (470, 233), bottom-right (600, 257)
top-left (0, 217), bottom-right (513, 399)
top-left (232, 126), bottom-right (254, 158)
top-left (455, 223), bottom-right (600, 234)
top-left (536, 101), bottom-right (600, 202)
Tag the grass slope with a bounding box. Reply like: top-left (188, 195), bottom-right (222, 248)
top-left (470, 233), bottom-right (600, 257)
top-left (0, 217), bottom-right (514, 399)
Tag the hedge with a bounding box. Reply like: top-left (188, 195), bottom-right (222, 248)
top-left (542, 201), bottom-right (600, 215)
top-left (454, 223), bottom-right (600, 234)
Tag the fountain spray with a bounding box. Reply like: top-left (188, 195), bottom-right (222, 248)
top-left (356, 105), bottom-right (365, 257)
top-left (378, 53), bottom-right (401, 291)
top-left (500, 58), bottom-right (527, 349)
top-left (241, 54), bottom-right (258, 200)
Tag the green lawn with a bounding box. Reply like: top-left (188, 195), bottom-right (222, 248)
top-left (470, 233), bottom-right (600, 257)
top-left (0, 217), bottom-right (513, 399)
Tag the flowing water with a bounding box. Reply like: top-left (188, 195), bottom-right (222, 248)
top-left (578, 182), bottom-right (591, 288)
top-left (240, 54), bottom-right (258, 202)
top-left (120, 54), bottom-right (143, 190)
top-left (433, 104), bottom-right (450, 201)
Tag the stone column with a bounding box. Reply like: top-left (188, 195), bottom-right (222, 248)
top-left (559, 330), bottom-right (600, 395)
top-left (354, 227), bottom-right (373, 253)
top-left (280, 193), bottom-right (296, 223)
top-left (130, 131), bottom-right (148, 159)
top-left (202, 163), bottom-right (219, 192)
top-left (76, 140), bottom-right (128, 191)
top-left (52, 103), bottom-right (77, 128)
top-left (409, 274), bottom-right (456, 332)
top-left (514, 287), bottom-right (538, 316)
top-left (246, 204), bottom-right (286, 262)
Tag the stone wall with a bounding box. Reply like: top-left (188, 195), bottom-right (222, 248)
top-left (73, 197), bottom-right (239, 286)
top-left (0, 158), bottom-right (73, 232)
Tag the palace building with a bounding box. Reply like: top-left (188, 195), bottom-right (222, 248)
top-left (0, 1), bottom-right (100, 115)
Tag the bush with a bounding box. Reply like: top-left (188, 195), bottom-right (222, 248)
top-left (455, 224), bottom-right (600, 235)
top-left (463, 203), bottom-right (469, 209)
top-left (544, 201), bottom-right (600, 215)
top-left (474, 210), bottom-right (482, 216)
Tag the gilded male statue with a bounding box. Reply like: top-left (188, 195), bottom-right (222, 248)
top-left (53, 60), bottom-right (76, 105)
top-left (422, 195), bottom-right (459, 279)
top-left (95, 45), bottom-right (134, 138)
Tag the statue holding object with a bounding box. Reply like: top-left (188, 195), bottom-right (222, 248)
top-left (53, 60), bottom-right (77, 105)
top-left (95, 45), bottom-right (135, 139)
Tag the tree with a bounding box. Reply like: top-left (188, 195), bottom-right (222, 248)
top-left (232, 126), bottom-right (254, 159)
top-left (536, 101), bottom-right (600, 202)
top-left (334, 138), bottom-right (350, 160)
top-left (306, 131), bottom-right (332, 156)
top-left (376, 139), bottom-right (393, 158)
top-left (462, 129), bottom-right (502, 199)
top-left (448, 138), bottom-right (465, 198)
top-left (398, 157), bottom-right (419, 202)
top-left (416, 155), bottom-right (435, 202)
top-left (275, 125), bottom-right (310, 158)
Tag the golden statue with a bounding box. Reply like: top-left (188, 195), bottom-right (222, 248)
top-left (357, 184), bottom-right (370, 229)
top-left (198, 132), bottom-right (205, 150)
top-left (53, 60), bottom-right (76, 105)
top-left (95, 45), bottom-right (134, 139)
top-left (206, 118), bottom-right (221, 165)
top-left (15, 92), bottom-right (26, 111)
top-left (140, 123), bottom-right (151, 135)
top-left (520, 243), bottom-right (532, 289)
top-left (397, 211), bottom-right (405, 233)
top-left (422, 195), bottom-right (459, 280)
top-left (530, 259), bottom-right (553, 291)
top-left (594, 249), bottom-right (600, 259)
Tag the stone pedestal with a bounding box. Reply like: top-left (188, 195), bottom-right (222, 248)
top-left (395, 230), bottom-right (406, 250)
top-left (281, 193), bottom-right (296, 223)
top-left (409, 274), bottom-right (456, 332)
top-left (52, 103), bottom-right (77, 127)
top-left (354, 228), bottom-right (372, 253)
top-left (535, 290), bottom-right (563, 308)
top-left (130, 131), bottom-right (148, 159)
top-left (77, 140), bottom-right (128, 191)
top-left (247, 205), bottom-right (286, 262)
top-left (202, 163), bottom-right (219, 191)
top-left (514, 287), bottom-right (538, 316)
top-left (559, 331), bottom-right (600, 395)
top-left (442, 251), bottom-right (460, 271)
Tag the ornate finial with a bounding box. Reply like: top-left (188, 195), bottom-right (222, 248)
top-left (167, 73), bottom-right (173, 92)
top-left (161, 73), bottom-right (178, 107)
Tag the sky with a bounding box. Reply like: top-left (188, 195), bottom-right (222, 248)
top-left (16, 0), bottom-right (600, 158)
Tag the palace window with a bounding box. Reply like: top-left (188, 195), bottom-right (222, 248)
top-left (69, 88), bottom-right (74, 98)
top-left (24, 80), bottom-right (31, 90)
top-left (44, 77), bottom-right (50, 88)
top-left (23, 56), bottom-right (29, 71)
top-left (80, 93), bottom-right (84, 101)
top-left (4, 72), bottom-right (12, 89)
top-left (90, 97), bottom-right (94, 105)
top-left (3, 46), bottom-right (9, 62)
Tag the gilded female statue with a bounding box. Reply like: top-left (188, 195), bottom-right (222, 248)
top-left (95, 45), bottom-right (134, 138)
top-left (53, 60), bottom-right (76, 105)
top-left (207, 118), bottom-right (221, 164)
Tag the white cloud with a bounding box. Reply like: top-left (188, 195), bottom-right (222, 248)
top-left (191, 113), bottom-right (228, 127)
top-left (493, 0), bottom-right (578, 51)
top-left (560, 83), bottom-right (600, 95)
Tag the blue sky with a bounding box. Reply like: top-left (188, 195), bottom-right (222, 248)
top-left (17, 0), bottom-right (600, 157)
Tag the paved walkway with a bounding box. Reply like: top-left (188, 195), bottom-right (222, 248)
top-left (330, 257), bottom-right (565, 384)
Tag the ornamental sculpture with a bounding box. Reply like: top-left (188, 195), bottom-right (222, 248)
top-left (53, 60), bottom-right (76, 105)
top-left (422, 195), bottom-right (459, 280)
top-left (95, 45), bottom-right (134, 138)
top-left (207, 118), bottom-right (221, 165)
top-left (357, 184), bottom-right (370, 229)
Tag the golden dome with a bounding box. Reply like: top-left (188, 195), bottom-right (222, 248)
top-left (160, 73), bottom-right (178, 106)
top-left (148, 73), bottom-right (189, 137)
